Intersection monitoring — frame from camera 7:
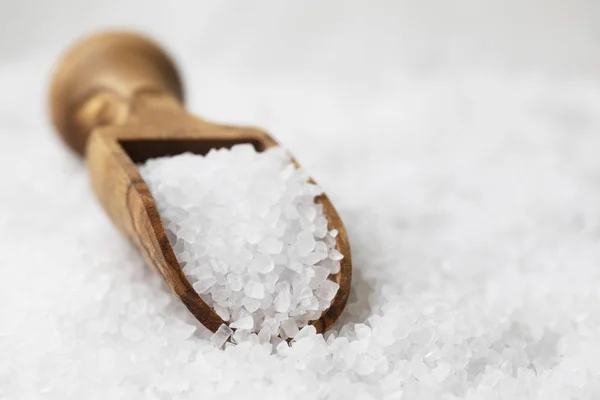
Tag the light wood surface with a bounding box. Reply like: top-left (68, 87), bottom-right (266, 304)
top-left (49, 31), bottom-right (351, 335)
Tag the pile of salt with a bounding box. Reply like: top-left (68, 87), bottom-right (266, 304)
top-left (139, 144), bottom-right (342, 343)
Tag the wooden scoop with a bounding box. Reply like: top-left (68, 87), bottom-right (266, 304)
top-left (49, 31), bottom-right (352, 335)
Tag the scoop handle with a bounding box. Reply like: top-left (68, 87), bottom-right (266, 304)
top-left (49, 31), bottom-right (184, 156)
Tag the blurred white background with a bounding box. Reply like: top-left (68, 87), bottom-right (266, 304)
top-left (1, 0), bottom-right (599, 109)
top-left (1, 0), bottom-right (598, 160)
top-left (1, 0), bottom-right (599, 74)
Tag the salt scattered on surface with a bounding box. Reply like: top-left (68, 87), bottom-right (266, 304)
top-left (3, 54), bottom-right (600, 399)
top-left (139, 145), bottom-right (342, 341)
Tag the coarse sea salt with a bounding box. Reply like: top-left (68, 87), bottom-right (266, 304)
top-left (139, 145), bottom-right (342, 342)
top-left (6, 63), bottom-right (600, 399)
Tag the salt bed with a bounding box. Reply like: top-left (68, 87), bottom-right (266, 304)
top-left (2, 66), bottom-right (600, 399)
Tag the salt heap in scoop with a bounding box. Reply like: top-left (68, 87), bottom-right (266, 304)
top-left (139, 144), bottom-right (342, 343)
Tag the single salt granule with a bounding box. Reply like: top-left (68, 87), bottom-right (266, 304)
top-left (273, 289), bottom-right (291, 313)
top-left (288, 261), bottom-right (304, 272)
top-left (258, 237), bottom-right (283, 255)
top-left (210, 324), bottom-right (233, 348)
top-left (244, 281), bottom-right (265, 299)
top-left (295, 232), bottom-right (316, 256)
top-left (121, 323), bottom-right (144, 342)
top-left (354, 324), bottom-right (372, 339)
top-left (293, 325), bottom-right (317, 342)
top-left (249, 254), bottom-right (275, 274)
top-left (192, 276), bottom-right (216, 294)
top-left (226, 274), bottom-right (243, 292)
top-left (315, 280), bottom-right (340, 301)
top-left (230, 315), bottom-right (254, 330)
top-left (310, 266), bottom-right (330, 289)
top-left (242, 297), bottom-right (261, 313)
top-left (281, 318), bottom-right (300, 338)
top-left (328, 248), bottom-right (344, 261)
top-left (432, 361), bottom-right (451, 382)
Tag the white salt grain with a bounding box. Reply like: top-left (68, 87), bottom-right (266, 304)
top-left (293, 325), bottom-right (317, 342)
top-left (249, 254), bottom-right (275, 274)
top-left (226, 274), bottom-right (243, 292)
top-left (230, 315), bottom-right (254, 330)
top-left (258, 238), bottom-right (283, 255)
top-left (328, 248), bottom-right (344, 261)
top-left (288, 261), bottom-right (304, 273)
top-left (211, 324), bottom-right (233, 348)
top-left (192, 276), bottom-right (217, 294)
top-left (244, 281), bottom-right (265, 299)
top-left (242, 297), bottom-right (261, 313)
top-left (295, 232), bottom-right (316, 256)
top-left (273, 289), bottom-right (291, 313)
top-left (281, 318), bottom-right (300, 338)
top-left (354, 324), bottom-right (372, 339)
top-left (315, 280), bottom-right (340, 301)
top-left (121, 323), bottom-right (144, 342)
top-left (432, 361), bottom-right (451, 382)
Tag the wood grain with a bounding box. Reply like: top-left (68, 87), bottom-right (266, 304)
top-left (49, 31), bottom-right (352, 335)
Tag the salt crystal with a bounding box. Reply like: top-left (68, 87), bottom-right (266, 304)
top-left (258, 326), bottom-right (271, 343)
top-left (121, 323), bottom-right (144, 342)
top-left (315, 280), bottom-right (340, 301)
top-left (293, 325), bottom-right (317, 341)
top-left (329, 248), bottom-right (344, 261)
top-left (231, 328), bottom-right (251, 344)
top-left (226, 274), bottom-right (243, 291)
top-left (301, 267), bottom-right (316, 281)
top-left (258, 237), bottom-right (283, 254)
top-left (354, 354), bottom-right (376, 376)
top-left (192, 276), bottom-right (216, 294)
top-left (313, 218), bottom-right (329, 239)
top-left (242, 297), bottom-right (261, 313)
top-left (329, 261), bottom-right (341, 274)
top-left (294, 285), bottom-right (313, 301)
top-left (310, 266), bottom-right (330, 289)
top-left (281, 318), bottom-right (300, 338)
top-left (230, 315), bottom-right (254, 330)
top-left (259, 293), bottom-right (273, 309)
top-left (301, 251), bottom-right (325, 265)
top-left (210, 324), bottom-right (233, 348)
top-left (350, 338), bottom-right (370, 354)
top-left (410, 355), bottom-right (430, 382)
top-left (274, 289), bottom-right (291, 313)
top-left (295, 232), bottom-right (316, 256)
top-left (263, 272), bottom-right (279, 293)
top-left (300, 297), bottom-right (319, 311)
top-left (249, 254), bottom-right (275, 274)
top-left (318, 299), bottom-right (331, 310)
top-left (355, 324), bottom-right (372, 339)
top-left (289, 261), bottom-right (304, 272)
top-left (339, 344), bottom-right (358, 368)
top-left (432, 361), bottom-right (451, 382)
top-left (276, 340), bottom-right (290, 356)
top-left (244, 281), bottom-right (265, 299)
top-left (213, 304), bottom-right (230, 321)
